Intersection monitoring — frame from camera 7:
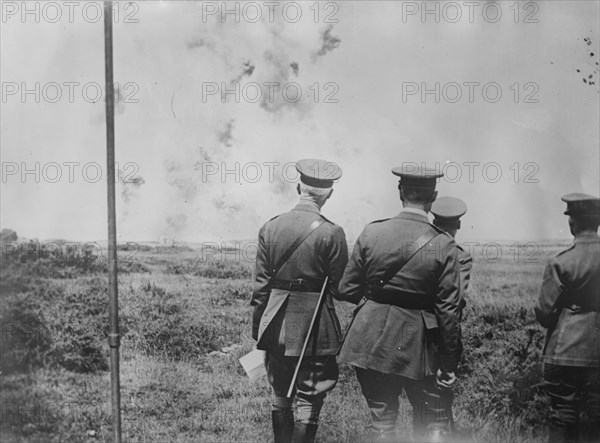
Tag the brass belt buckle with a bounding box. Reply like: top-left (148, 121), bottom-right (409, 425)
top-left (569, 304), bottom-right (583, 313)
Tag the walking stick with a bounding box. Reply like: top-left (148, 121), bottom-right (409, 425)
top-left (286, 276), bottom-right (329, 398)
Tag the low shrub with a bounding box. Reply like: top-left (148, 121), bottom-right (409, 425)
top-left (122, 282), bottom-right (232, 359)
top-left (0, 298), bottom-right (52, 373)
top-left (0, 269), bottom-right (110, 374)
top-left (46, 278), bottom-right (110, 373)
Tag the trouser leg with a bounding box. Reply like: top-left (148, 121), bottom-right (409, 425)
top-left (544, 364), bottom-right (579, 443)
top-left (580, 367), bottom-right (600, 443)
top-left (266, 352), bottom-right (295, 443)
top-left (266, 351), bottom-right (338, 443)
top-left (355, 367), bottom-right (401, 442)
top-left (404, 376), bottom-right (452, 442)
top-left (295, 356), bottom-right (338, 425)
top-left (292, 356), bottom-right (338, 443)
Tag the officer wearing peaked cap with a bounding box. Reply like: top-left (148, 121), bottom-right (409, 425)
top-left (535, 193), bottom-right (600, 443)
top-left (251, 159), bottom-right (348, 443)
top-left (337, 165), bottom-right (461, 442)
top-left (431, 196), bottom-right (472, 439)
top-left (431, 197), bottom-right (472, 323)
top-left (431, 197), bottom-right (467, 235)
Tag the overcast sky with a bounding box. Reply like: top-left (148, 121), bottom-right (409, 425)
top-left (2, 1), bottom-right (599, 243)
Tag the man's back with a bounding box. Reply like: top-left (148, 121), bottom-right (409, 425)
top-left (257, 203), bottom-right (346, 289)
top-left (535, 194), bottom-right (600, 443)
top-left (251, 201), bottom-right (348, 355)
top-left (338, 211), bottom-right (461, 378)
top-left (553, 235), bottom-right (600, 306)
top-left (536, 233), bottom-right (600, 366)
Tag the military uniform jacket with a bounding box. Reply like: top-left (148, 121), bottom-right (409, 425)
top-left (535, 233), bottom-right (600, 367)
top-left (458, 245), bottom-right (473, 311)
top-left (338, 211), bottom-right (461, 378)
top-left (251, 202), bottom-right (348, 357)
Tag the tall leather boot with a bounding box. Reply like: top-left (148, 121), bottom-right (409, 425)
top-left (291, 423), bottom-right (318, 443)
top-left (272, 409), bottom-right (294, 443)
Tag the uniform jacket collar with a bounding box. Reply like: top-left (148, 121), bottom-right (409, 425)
top-left (400, 207), bottom-right (429, 218)
top-left (574, 232), bottom-right (600, 244)
top-left (393, 209), bottom-right (430, 224)
top-left (293, 201), bottom-right (321, 214)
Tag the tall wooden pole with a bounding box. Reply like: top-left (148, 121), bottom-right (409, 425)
top-left (103, 2), bottom-right (122, 442)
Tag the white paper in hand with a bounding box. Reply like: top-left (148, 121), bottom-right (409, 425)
top-left (239, 349), bottom-right (267, 383)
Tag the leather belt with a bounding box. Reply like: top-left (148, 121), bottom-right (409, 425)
top-left (366, 286), bottom-right (434, 310)
top-left (271, 279), bottom-right (323, 292)
top-left (561, 303), bottom-right (600, 313)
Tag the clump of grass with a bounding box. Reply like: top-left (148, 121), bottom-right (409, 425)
top-left (166, 257), bottom-right (252, 279)
top-left (0, 369), bottom-right (113, 442)
top-left (46, 278), bottom-right (110, 373)
top-left (121, 282), bottom-right (235, 359)
top-left (1, 250), bottom-right (149, 279)
top-left (0, 298), bottom-right (52, 373)
top-left (457, 299), bottom-right (550, 432)
top-left (207, 281), bottom-right (252, 306)
top-left (0, 266), bottom-right (110, 374)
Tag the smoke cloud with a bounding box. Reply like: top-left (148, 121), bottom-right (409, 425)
top-left (1, 2), bottom-right (598, 242)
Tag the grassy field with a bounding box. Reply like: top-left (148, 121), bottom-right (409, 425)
top-left (0, 240), bottom-right (571, 442)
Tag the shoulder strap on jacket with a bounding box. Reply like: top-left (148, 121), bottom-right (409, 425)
top-left (270, 216), bottom-right (326, 280)
top-left (378, 228), bottom-right (440, 286)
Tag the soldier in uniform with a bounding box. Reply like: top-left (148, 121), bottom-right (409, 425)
top-left (251, 159), bottom-right (348, 443)
top-left (431, 196), bottom-right (472, 351)
top-left (431, 196), bottom-right (473, 438)
top-left (535, 193), bottom-right (600, 443)
top-left (338, 165), bottom-right (461, 442)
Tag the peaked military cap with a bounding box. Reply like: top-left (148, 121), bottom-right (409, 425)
top-left (392, 164), bottom-right (443, 187)
top-left (561, 193), bottom-right (600, 217)
top-left (296, 158), bottom-right (342, 188)
top-left (431, 196), bottom-right (467, 229)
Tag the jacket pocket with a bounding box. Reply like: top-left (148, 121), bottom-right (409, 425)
top-left (421, 310), bottom-right (438, 330)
